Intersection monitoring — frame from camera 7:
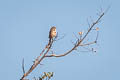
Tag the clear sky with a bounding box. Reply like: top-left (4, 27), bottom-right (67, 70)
top-left (0, 0), bottom-right (120, 80)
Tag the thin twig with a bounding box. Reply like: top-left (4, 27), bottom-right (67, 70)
top-left (22, 58), bottom-right (25, 74)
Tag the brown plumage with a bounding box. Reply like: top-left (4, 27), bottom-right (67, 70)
top-left (49, 26), bottom-right (56, 43)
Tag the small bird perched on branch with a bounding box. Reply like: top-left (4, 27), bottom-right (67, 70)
top-left (49, 26), bottom-right (57, 44)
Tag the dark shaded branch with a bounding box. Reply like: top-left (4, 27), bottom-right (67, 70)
top-left (22, 58), bottom-right (25, 74)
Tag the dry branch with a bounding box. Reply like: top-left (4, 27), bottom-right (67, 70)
top-left (20, 10), bottom-right (105, 80)
top-left (20, 40), bottom-right (54, 80)
top-left (45, 12), bottom-right (104, 58)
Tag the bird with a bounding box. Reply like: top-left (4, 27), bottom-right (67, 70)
top-left (49, 26), bottom-right (57, 43)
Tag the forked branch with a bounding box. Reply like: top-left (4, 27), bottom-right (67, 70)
top-left (20, 10), bottom-right (106, 80)
top-left (45, 12), bottom-right (104, 57)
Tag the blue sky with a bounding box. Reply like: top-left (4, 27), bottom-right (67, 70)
top-left (0, 0), bottom-right (120, 80)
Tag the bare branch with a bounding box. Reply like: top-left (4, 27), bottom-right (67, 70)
top-left (79, 41), bottom-right (96, 46)
top-left (45, 12), bottom-right (105, 58)
top-left (80, 30), bottom-right (99, 46)
top-left (87, 18), bottom-right (91, 28)
top-left (20, 8), bottom-right (107, 80)
top-left (73, 32), bottom-right (79, 40)
top-left (54, 33), bottom-right (65, 41)
top-left (80, 47), bottom-right (97, 53)
top-left (20, 40), bottom-right (54, 80)
top-left (22, 58), bottom-right (25, 74)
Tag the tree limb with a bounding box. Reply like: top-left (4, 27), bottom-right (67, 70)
top-left (20, 10), bottom-right (106, 80)
top-left (45, 12), bottom-right (104, 58)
